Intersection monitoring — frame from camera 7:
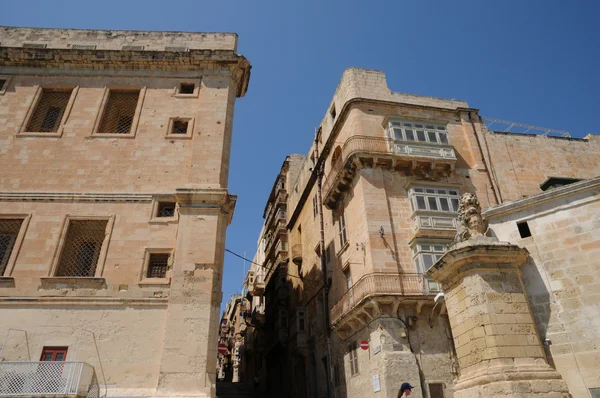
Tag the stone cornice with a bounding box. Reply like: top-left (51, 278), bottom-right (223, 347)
top-left (0, 296), bottom-right (169, 307)
top-left (175, 188), bottom-right (237, 224)
top-left (0, 47), bottom-right (251, 97)
top-left (484, 176), bottom-right (600, 219)
top-left (0, 192), bottom-right (154, 202)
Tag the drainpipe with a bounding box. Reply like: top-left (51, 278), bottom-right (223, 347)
top-left (315, 131), bottom-right (336, 398)
top-left (466, 111), bottom-right (500, 205)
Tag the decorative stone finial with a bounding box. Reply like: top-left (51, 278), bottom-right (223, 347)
top-left (454, 193), bottom-right (488, 242)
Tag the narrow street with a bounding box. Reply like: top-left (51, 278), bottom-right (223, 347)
top-left (216, 382), bottom-right (259, 398)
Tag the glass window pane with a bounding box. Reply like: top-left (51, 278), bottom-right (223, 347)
top-left (414, 188), bottom-right (424, 193)
top-left (55, 353), bottom-right (65, 361)
top-left (393, 128), bottom-right (404, 140)
top-left (435, 254), bottom-right (443, 261)
top-left (439, 197), bottom-right (450, 211)
top-left (449, 190), bottom-right (458, 196)
top-left (437, 189), bottom-right (447, 195)
top-left (42, 353), bottom-right (53, 361)
top-left (422, 254), bottom-right (434, 269)
top-left (416, 196), bottom-right (427, 210)
top-left (391, 121), bottom-right (402, 126)
top-left (438, 126), bottom-right (446, 131)
top-left (421, 245), bottom-right (431, 251)
top-left (428, 197), bottom-right (438, 211)
top-left (433, 245), bottom-right (445, 252)
top-left (414, 257), bottom-right (421, 272)
top-left (427, 131), bottom-right (437, 143)
top-left (415, 124), bottom-right (423, 128)
top-left (405, 129), bottom-right (415, 141)
top-left (404, 123), bottom-right (412, 127)
top-left (426, 188), bottom-right (436, 194)
top-left (416, 130), bottom-right (426, 141)
top-left (439, 132), bottom-right (449, 144)
top-left (426, 125), bottom-right (435, 129)
top-left (451, 198), bottom-right (459, 211)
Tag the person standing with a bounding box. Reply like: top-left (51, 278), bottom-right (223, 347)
top-left (398, 382), bottom-right (414, 397)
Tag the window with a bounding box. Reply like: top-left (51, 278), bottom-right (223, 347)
top-left (517, 221), bottom-right (532, 238)
top-left (179, 83), bottom-right (195, 94)
top-left (97, 90), bottom-right (140, 135)
top-left (410, 187), bottom-right (459, 213)
top-left (55, 220), bottom-right (108, 277)
top-left (387, 120), bottom-right (449, 145)
top-left (413, 242), bottom-right (448, 273)
top-left (348, 342), bottom-right (359, 376)
top-left (344, 269), bottom-right (352, 290)
top-left (40, 347), bottom-right (68, 362)
top-left (590, 388), bottom-right (600, 398)
top-left (171, 120), bottom-right (188, 135)
top-left (147, 253), bottom-right (170, 278)
top-left (313, 195), bottom-right (319, 218)
top-left (429, 383), bottom-right (445, 398)
top-left (0, 219), bottom-right (24, 276)
top-left (338, 212), bottom-right (347, 247)
top-left (157, 202), bottom-right (176, 218)
top-left (25, 89), bottom-right (72, 133)
top-left (330, 104), bottom-right (336, 120)
top-left (0, 79), bottom-right (6, 91)
top-left (297, 308), bottom-right (306, 332)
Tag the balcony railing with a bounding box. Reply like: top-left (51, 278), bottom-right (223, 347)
top-left (330, 272), bottom-right (430, 326)
top-left (0, 362), bottom-right (98, 397)
top-left (323, 136), bottom-right (456, 205)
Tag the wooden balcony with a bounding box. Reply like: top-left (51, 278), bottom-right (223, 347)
top-left (330, 272), bottom-right (436, 338)
top-left (323, 136), bottom-right (456, 209)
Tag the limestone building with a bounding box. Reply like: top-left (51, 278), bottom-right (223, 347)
top-left (0, 27), bottom-right (250, 398)
top-left (246, 68), bottom-right (600, 398)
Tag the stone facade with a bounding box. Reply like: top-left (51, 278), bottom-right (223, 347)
top-left (248, 68), bottom-right (600, 398)
top-left (0, 27), bottom-right (250, 398)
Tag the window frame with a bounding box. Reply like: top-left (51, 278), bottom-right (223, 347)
top-left (49, 215), bottom-right (115, 278)
top-left (312, 195), bottom-right (319, 218)
top-left (348, 341), bottom-right (359, 376)
top-left (0, 75), bottom-right (13, 95)
top-left (409, 187), bottom-right (460, 214)
top-left (338, 212), bottom-right (348, 249)
top-left (40, 346), bottom-right (68, 362)
top-left (140, 248), bottom-right (173, 285)
top-left (166, 117), bottom-right (194, 139)
top-left (90, 86), bottom-right (146, 138)
top-left (387, 119), bottom-right (450, 146)
top-left (0, 214), bottom-right (31, 278)
top-left (149, 197), bottom-right (179, 224)
top-left (17, 86), bottom-right (79, 138)
top-left (173, 79), bottom-right (201, 98)
top-left (412, 239), bottom-right (448, 293)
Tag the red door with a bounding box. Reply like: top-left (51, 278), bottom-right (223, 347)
top-left (40, 347), bottom-right (68, 361)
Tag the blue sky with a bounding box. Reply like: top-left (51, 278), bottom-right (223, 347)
top-left (4, 1), bottom-right (599, 312)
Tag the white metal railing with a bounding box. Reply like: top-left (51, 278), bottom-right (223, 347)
top-left (0, 361), bottom-right (98, 397)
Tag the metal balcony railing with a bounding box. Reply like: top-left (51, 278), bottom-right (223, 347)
top-left (330, 272), bottom-right (429, 325)
top-left (0, 361), bottom-right (98, 397)
top-left (322, 136), bottom-right (456, 200)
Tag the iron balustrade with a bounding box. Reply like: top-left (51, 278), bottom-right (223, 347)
top-left (0, 361), bottom-right (98, 397)
top-left (330, 272), bottom-right (430, 325)
top-left (322, 136), bottom-right (456, 201)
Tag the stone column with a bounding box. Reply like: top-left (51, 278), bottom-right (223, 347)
top-left (156, 189), bottom-right (234, 398)
top-left (428, 238), bottom-right (571, 397)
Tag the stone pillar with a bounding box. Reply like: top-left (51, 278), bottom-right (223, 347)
top-left (156, 189), bottom-right (234, 398)
top-left (428, 239), bottom-right (571, 397)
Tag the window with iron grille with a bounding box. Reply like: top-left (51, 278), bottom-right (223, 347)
top-left (55, 220), bottom-right (107, 277)
top-left (348, 342), bottom-right (359, 376)
top-left (429, 383), bottom-right (445, 398)
top-left (410, 187), bottom-right (460, 213)
top-left (179, 83), bottom-right (195, 94)
top-left (0, 219), bottom-right (24, 276)
top-left (312, 195), bottom-right (318, 218)
top-left (387, 119), bottom-right (449, 145)
top-left (171, 120), bottom-right (188, 135)
top-left (97, 90), bottom-right (140, 135)
top-left (338, 212), bottom-right (347, 248)
top-left (26, 89), bottom-right (72, 133)
top-left (147, 253), bottom-right (170, 278)
top-left (157, 202), bottom-right (176, 218)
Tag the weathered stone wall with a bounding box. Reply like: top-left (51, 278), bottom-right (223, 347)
top-left (486, 179), bottom-right (600, 397)
top-left (0, 26), bottom-right (238, 51)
